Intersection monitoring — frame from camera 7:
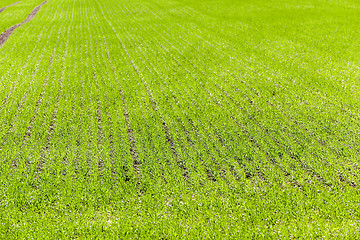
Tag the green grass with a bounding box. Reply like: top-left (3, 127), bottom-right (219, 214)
top-left (1, 0), bottom-right (360, 238)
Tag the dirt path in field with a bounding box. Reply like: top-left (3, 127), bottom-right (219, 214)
top-left (0, 1), bottom-right (46, 47)
top-left (0, 2), bottom-right (20, 14)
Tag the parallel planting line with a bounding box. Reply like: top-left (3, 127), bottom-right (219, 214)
top-left (112, 5), bottom-right (192, 181)
top-left (37, 26), bottom-right (69, 174)
top-left (171, 22), bottom-right (360, 155)
top-left (96, 0), bottom-right (143, 183)
top-left (0, 28), bottom-right (49, 147)
top-left (130, 21), bottom-right (265, 182)
top-left (144, 20), bottom-right (334, 187)
top-left (137, 24), bottom-right (299, 185)
top-left (101, 29), bottom-right (132, 182)
top-left (11, 28), bottom-right (58, 169)
top-left (120, 27), bottom-right (190, 180)
top-left (120, 15), bottom-right (274, 184)
top-left (169, 27), bottom-right (356, 184)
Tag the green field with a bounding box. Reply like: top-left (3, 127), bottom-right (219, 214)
top-left (1, 0), bottom-right (360, 238)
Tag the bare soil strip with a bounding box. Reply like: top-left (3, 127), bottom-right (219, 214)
top-left (0, 1), bottom-right (20, 14)
top-left (0, 1), bottom-right (46, 47)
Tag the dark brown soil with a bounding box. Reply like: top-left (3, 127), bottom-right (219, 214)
top-left (0, 1), bottom-right (46, 47)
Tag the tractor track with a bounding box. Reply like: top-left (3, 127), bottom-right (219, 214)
top-left (0, 1), bottom-right (46, 47)
top-left (0, 1), bottom-right (20, 13)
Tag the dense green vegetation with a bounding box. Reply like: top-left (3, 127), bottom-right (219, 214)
top-left (1, 0), bottom-right (360, 238)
